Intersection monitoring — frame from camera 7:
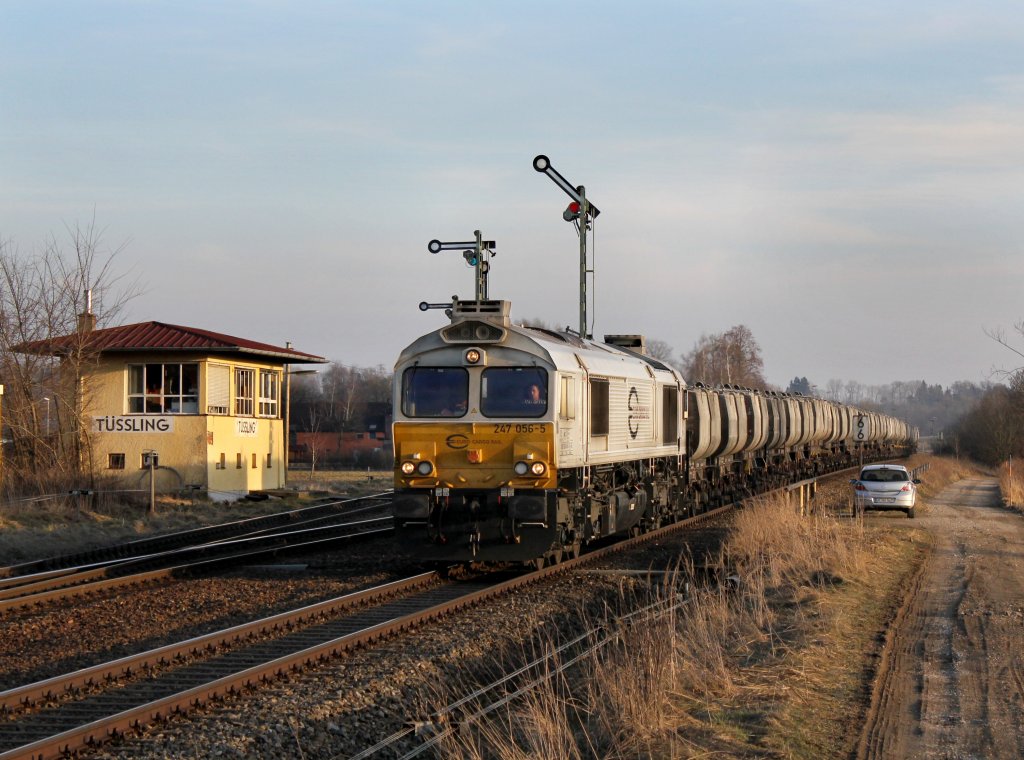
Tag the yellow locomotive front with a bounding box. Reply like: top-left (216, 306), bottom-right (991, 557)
top-left (392, 301), bottom-right (563, 563)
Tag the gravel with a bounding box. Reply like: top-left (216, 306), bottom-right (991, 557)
top-left (5, 473), bottom-right (862, 759)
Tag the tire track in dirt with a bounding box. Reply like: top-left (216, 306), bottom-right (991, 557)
top-left (856, 477), bottom-right (1024, 760)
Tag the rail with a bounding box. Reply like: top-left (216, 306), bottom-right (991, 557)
top-left (0, 504), bottom-right (729, 760)
top-left (0, 491), bottom-right (393, 579)
top-left (0, 518), bottom-right (393, 612)
top-left (0, 465), bottom-right (891, 758)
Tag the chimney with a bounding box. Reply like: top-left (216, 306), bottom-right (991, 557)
top-left (77, 289), bottom-right (96, 333)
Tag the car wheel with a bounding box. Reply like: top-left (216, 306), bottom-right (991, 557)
top-left (906, 507), bottom-right (915, 519)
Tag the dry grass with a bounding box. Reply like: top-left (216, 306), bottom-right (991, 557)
top-left (0, 469), bottom-right (392, 565)
top-left (425, 455), bottom-right (975, 759)
top-left (997, 461), bottom-right (1024, 508)
top-left (283, 468), bottom-right (392, 495)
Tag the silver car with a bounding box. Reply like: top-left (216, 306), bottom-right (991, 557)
top-left (852, 464), bottom-right (920, 518)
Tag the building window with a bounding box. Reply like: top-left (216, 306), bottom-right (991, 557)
top-left (235, 368), bottom-right (255, 416)
top-left (128, 364), bottom-right (199, 414)
top-left (266, 453), bottom-right (272, 468)
top-left (236, 453), bottom-right (243, 469)
top-left (258, 370), bottom-right (279, 418)
top-left (208, 364), bottom-right (230, 415)
top-left (108, 453), bottom-right (125, 470)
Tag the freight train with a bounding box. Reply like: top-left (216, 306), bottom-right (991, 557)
top-left (392, 297), bottom-right (918, 566)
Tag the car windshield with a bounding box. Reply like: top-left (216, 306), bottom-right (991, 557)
top-left (860, 469), bottom-right (908, 483)
top-left (481, 367), bottom-right (548, 418)
top-left (401, 367), bottom-right (469, 417)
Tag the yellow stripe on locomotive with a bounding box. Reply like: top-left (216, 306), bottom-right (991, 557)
top-left (393, 421), bottom-right (556, 491)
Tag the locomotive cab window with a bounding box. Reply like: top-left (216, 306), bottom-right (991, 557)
top-left (401, 367), bottom-right (469, 417)
top-left (481, 367), bottom-right (547, 418)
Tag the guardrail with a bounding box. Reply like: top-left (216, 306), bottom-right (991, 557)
top-left (785, 478), bottom-right (817, 516)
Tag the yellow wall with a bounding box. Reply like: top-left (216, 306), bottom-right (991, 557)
top-left (206, 415), bottom-right (283, 497)
top-left (85, 353), bottom-right (285, 499)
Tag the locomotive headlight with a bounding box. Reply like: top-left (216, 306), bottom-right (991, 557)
top-left (513, 461), bottom-right (529, 476)
top-left (464, 348), bottom-right (481, 364)
top-left (416, 461), bottom-right (434, 476)
top-left (530, 461), bottom-right (547, 476)
top-left (401, 461), bottom-right (416, 475)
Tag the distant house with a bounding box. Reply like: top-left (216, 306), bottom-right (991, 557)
top-left (293, 430), bottom-right (391, 467)
top-left (15, 320), bottom-right (326, 500)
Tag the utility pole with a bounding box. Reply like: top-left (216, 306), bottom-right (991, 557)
top-left (144, 450), bottom-right (158, 515)
top-left (0, 384), bottom-right (4, 491)
top-left (285, 342), bottom-right (292, 477)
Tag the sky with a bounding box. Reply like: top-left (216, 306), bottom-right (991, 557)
top-left (2, 1), bottom-right (1023, 389)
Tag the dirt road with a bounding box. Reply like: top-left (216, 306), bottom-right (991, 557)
top-left (857, 477), bottom-right (1024, 759)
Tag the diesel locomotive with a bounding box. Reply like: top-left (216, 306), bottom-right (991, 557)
top-left (391, 297), bottom-right (917, 566)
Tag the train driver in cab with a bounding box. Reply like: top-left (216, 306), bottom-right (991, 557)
top-left (523, 382), bottom-right (546, 410)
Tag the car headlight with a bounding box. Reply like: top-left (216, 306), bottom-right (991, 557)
top-left (401, 461), bottom-right (416, 475)
top-left (530, 462), bottom-right (546, 476)
top-left (513, 461), bottom-right (529, 476)
top-left (416, 460), bottom-right (434, 476)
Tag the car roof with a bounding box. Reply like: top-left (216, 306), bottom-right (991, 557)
top-left (860, 464), bottom-right (909, 472)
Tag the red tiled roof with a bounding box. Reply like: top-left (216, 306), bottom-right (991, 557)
top-left (13, 321), bottom-right (327, 363)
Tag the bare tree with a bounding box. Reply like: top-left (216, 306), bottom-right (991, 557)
top-left (645, 338), bottom-right (676, 363)
top-left (0, 219), bottom-right (139, 494)
top-left (305, 403), bottom-right (326, 475)
top-left (985, 323), bottom-right (1024, 379)
top-left (680, 325), bottom-right (767, 387)
top-left (952, 383), bottom-right (1023, 465)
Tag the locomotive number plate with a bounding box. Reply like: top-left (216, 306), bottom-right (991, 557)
top-left (492, 424), bottom-right (548, 434)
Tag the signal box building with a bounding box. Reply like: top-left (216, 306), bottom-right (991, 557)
top-left (17, 321), bottom-right (326, 500)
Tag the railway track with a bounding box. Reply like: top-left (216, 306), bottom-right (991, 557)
top-left (0, 491), bottom-right (393, 580)
top-left (0, 464), bottom-right (885, 759)
top-left (0, 500), bottom-right (734, 760)
top-left (0, 497), bottom-right (395, 612)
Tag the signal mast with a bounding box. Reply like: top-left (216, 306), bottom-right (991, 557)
top-left (419, 230), bottom-right (496, 314)
top-left (532, 154), bottom-right (600, 339)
